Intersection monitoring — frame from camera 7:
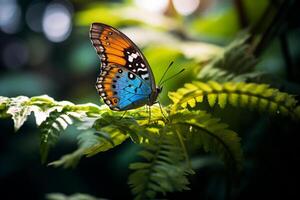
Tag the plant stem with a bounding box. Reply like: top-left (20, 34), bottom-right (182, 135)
top-left (254, 0), bottom-right (293, 56)
top-left (234, 0), bottom-right (248, 28)
top-left (280, 33), bottom-right (294, 80)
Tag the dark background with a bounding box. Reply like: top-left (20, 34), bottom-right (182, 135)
top-left (1, 0), bottom-right (300, 199)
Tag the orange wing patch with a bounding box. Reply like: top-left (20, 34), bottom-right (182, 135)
top-left (100, 32), bottom-right (129, 49)
top-left (105, 48), bottom-right (124, 57)
top-left (95, 65), bottom-right (121, 109)
top-left (100, 29), bottom-right (130, 47)
top-left (90, 23), bottom-right (131, 68)
top-left (107, 54), bottom-right (126, 66)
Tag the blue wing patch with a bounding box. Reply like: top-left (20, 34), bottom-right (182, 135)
top-left (95, 64), bottom-right (152, 111)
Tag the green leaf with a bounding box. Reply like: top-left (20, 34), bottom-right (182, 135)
top-left (171, 110), bottom-right (243, 171)
top-left (40, 109), bottom-right (86, 163)
top-left (48, 148), bottom-right (85, 169)
top-left (129, 132), bottom-right (193, 200)
top-left (83, 129), bottom-right (128, 157)
top-left (6, 96), bottom-right (31, 131)
top-left (169, 81), bottom-right (298, 119)
top-left (197, 33), bottom-right (258, 82)
top-left (0, 96), bottom-right (11, 118)
top-left (46, 193), bottom-right (105, 200)
top-left (218, 93), bottom-right (227, 108)
top-left (228, 93), bottom-right (239, 107)
top-left (207, 94), bottom-right (218, 107)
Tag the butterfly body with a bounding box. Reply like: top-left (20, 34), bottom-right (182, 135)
top-left (90, 23), bottom-right (160, 110)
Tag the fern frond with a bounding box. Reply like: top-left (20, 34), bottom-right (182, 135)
top-left (48, 112), bottom-right (151, 168)
top-left (1, 95), bottom-right (160, 166)
top-left (48, 148), bottom-right (85, 168)
top-left (82, 127), bottom-right (129, 157)
top-left (129, 131), bottom-right (194, 200)
top-left (198, 33), bottom-right (258, 82)
top-left (170, 110), bottom-right (243, 171)
top-left (169, 81), bottom-right (298, 118)
top-left (40, 108), bottom-right (86, 163)
top-left (2, 96), bottom-right (32, 131)
top-left (0, 96), bottom-right (11, 119)
top-left (46, 193), bottom-right (105, 200)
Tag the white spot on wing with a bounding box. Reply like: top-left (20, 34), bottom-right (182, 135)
top-left (137, 68), bottom-right (147, 72)
top-left (131, 52), bottom-right (138, 58)
top-left (129, 73), bottom-right (134, 79)
top-left (141, 74), bottom-right (149, 79)
top-left (128, 55), bottom-right (133, 62)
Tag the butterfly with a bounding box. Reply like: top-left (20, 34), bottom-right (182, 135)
top-left (90, 23), bottom-right (161, 111)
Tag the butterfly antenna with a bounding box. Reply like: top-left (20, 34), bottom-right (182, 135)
top-left (159, 68), bottom-right (185, 86)
top-left (158, 61), bottom-right (174, 86)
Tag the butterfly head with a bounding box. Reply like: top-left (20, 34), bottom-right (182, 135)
top-left (156, 86), bottom-right (162, 94)
top-left (148, 86), bottom-right (162, 105)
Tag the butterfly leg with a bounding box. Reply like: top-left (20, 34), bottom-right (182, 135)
top-left (119, 111), bottom-right (128, 120)
top-left (148, 105), bottom-right (151, 124)
top-left (157, 100), bottom-right (168, 122)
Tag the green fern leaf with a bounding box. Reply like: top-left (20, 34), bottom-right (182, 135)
top-left (3, 96), bottom-right (32, 131)
top-left (83, 128), bottom-right (129, 157)
top-left (129, 131), bottom-right (193, 200)
top-left (198, 33), bottom-right (258, 82)
top-left (40, 109), bottom-right (85, 163)
top-left (0, 96), bottom-right (11, 119)
top-left (170, 110), bottom-right (243, 171)
top-left (82, 114), bottom-right (151, 157)
top-left (41, 106), bottom-right (149, 168)
top-left (207, 94), bottom-right (218, 107)
top-left (169, 81), bottom-right (298, 119)
top-left (48, 123), bottom-right (108, 168)
top-left (48, 148), bottom-right (85, 168)
top-left (46, 193), bottom-right (104, 200)
top-left (218, 93), bottom-right (227, 108)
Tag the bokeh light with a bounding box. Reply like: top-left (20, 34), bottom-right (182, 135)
top-left (2, 40), bottom-right (29, 69)
top-left (173, 0), bottom-right (200, 16)
top-left (26, 2), bottom-right (46, 33)
top-left (27, 36), bottom-right (50, 66)
top-left (0, 0), bottom-right (21, 34)
top-left (42, 2), bottom-right (72, 42)
top-left (134, 0), bottom-right (169, 13)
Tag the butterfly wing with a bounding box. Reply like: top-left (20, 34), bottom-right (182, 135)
top-left (95, 63), bottom-right (152, 111)
top-left (90, 23), bottom-right (156, 90)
